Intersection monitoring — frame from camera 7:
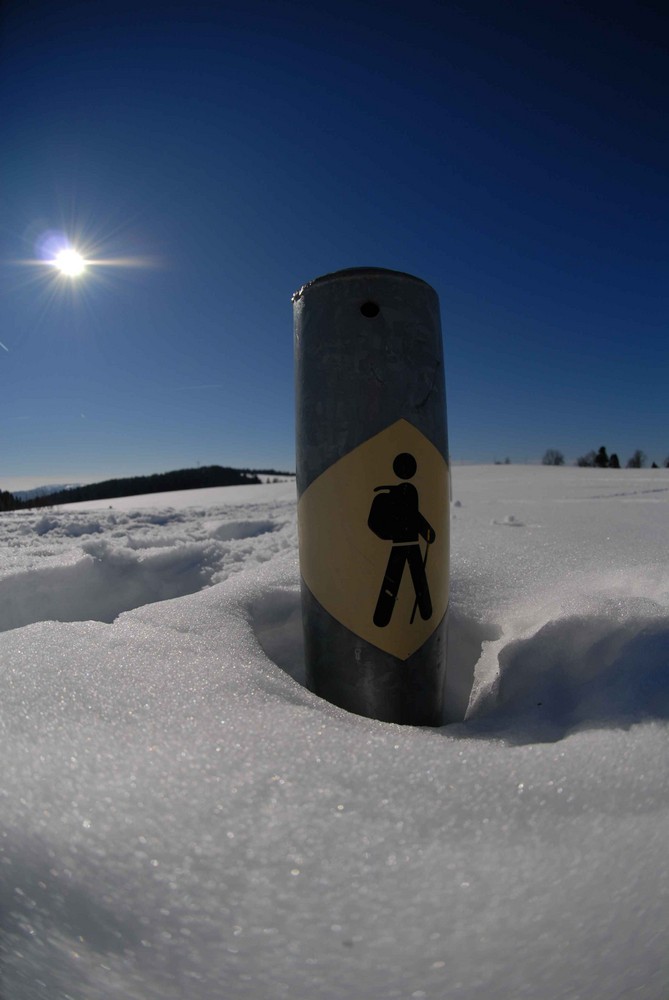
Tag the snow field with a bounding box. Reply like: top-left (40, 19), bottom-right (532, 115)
top-left (0, 469), bottom-right (667, 999)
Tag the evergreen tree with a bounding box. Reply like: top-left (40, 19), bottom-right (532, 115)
top-left (609, 453), bottom-right (620, 469)
top-left (626, 450), bottom-right (646, 469)
top-left (594, 446), bottom-right (609, 468)
top-left (0, 490), bottom-right (18, 511)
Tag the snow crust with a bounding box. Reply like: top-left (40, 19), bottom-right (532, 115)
top-left (0, 469), bottom-right (667, 998)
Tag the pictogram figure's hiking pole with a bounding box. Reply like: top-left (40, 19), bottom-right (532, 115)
top-left (410, 538), bottom-right (431, 626)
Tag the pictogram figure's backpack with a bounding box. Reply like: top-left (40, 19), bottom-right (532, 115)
top-left (368, 486), bottom-right (396, 540)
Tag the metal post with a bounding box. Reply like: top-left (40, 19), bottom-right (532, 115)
top-left (293, 267), bottom-right (450, 726)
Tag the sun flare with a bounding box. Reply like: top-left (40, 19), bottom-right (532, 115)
top-left (52, 247), bottom-right (87, 277)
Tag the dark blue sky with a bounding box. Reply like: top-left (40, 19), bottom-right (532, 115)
top-left (1, 0), bottom-right (667, 487)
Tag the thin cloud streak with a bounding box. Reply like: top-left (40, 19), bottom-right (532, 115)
top-left (174, 384), bottom-right (227, 390)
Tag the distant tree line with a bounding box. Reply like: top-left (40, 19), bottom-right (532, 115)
top-left (238, 467), bottom-right (294, 477)
top-left (1, 465), bottom-right (267, 511)
top-left (543, 447), bottom-right (668, 469)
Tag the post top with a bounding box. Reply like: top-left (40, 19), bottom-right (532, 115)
top-left (291, 267), bottom-right (434, 303)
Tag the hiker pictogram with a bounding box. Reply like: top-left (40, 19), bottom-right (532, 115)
top-left (368, 453), bottom-right (435, 628)
top-left (297, 419), bottom-right (449, 661)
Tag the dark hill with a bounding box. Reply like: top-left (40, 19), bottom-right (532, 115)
top-left (22, 466), bottom-right (263, 508)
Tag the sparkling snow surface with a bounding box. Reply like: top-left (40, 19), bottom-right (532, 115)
top-left (0, 468), bottom-right (667, 999)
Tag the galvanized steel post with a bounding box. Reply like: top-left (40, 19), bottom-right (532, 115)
top-left (293, 268), bottom-right (449, 725)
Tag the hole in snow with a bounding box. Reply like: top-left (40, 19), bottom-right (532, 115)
top-left (251, 589), bottom-right (306, 687)
top-left (445, 612), bottom-right (502, 723)
top-left (250, 591), bottom-right (502, 726)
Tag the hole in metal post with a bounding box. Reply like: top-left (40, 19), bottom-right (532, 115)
top-left (360, 301), bottom-right (380, 318)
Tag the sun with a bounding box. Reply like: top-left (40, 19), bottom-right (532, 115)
top-left (52, 247), bottom-right (87, 277)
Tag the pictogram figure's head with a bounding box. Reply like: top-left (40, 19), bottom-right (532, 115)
top-left (393, 453), bottom-right (417, 480)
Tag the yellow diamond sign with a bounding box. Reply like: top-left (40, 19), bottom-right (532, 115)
top-left (298, 419), bottom-right (449, 660)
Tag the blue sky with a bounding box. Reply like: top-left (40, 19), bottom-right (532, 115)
top-left (1, 0), bottom-right (667, 489)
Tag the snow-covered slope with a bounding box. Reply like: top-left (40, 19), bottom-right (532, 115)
top-left (0, 469), bottom-right (667, 999)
